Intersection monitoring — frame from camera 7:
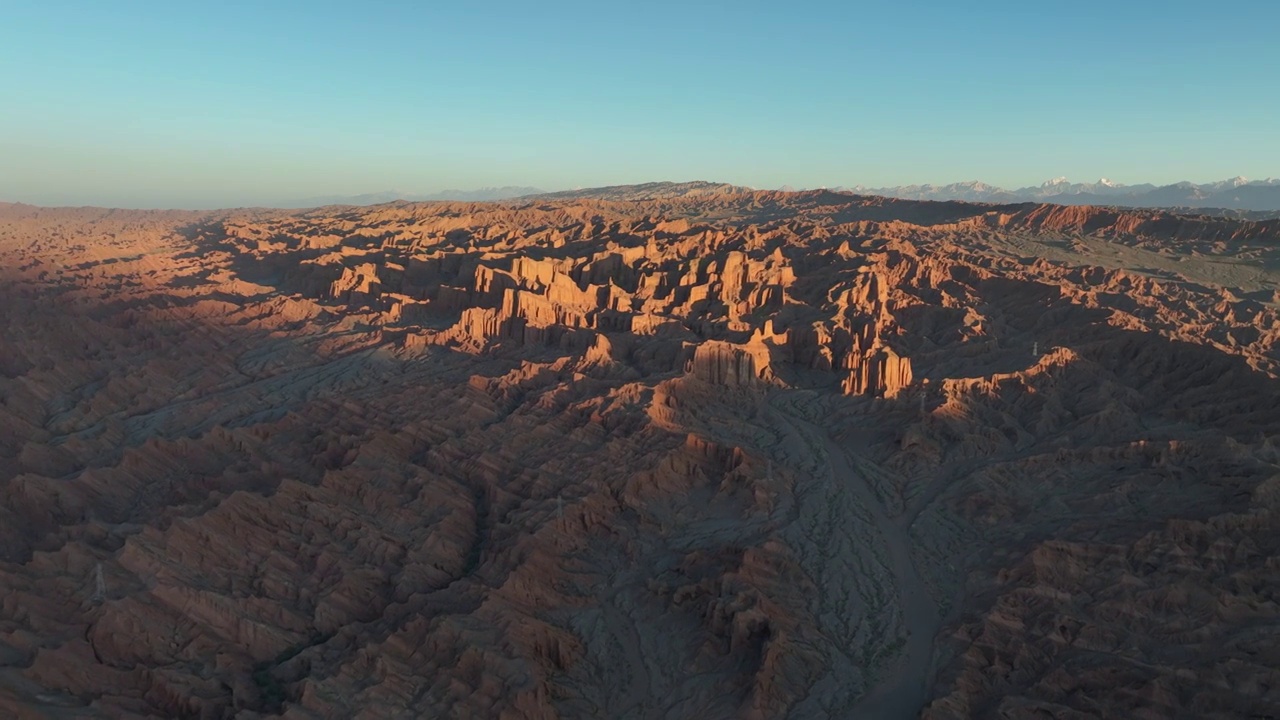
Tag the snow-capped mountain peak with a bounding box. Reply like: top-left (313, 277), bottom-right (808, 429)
top-left (842, 176), bottom-right (1280, 211)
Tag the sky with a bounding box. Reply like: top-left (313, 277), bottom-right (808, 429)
top-left (2, 0), bottom-right (1278, 208)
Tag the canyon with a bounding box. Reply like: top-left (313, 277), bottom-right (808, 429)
top-left (0, 186), bottom-right (1278, 718)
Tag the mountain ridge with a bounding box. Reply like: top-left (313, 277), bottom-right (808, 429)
top-left (16, 177), bottom-right (1280, 212)
top-left (840, 176), bottom-right (1280, 211)
top-left (277, 185), bottom-right (545, 207)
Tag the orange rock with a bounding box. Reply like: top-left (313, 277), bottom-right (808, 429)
top-left (1, 188), bottom-right (1278, 719)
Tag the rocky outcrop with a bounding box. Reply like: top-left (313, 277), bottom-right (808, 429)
top-left (843, 346), bottom-right (913, 397)
top-left (686, 340), bottom-right (775, 387)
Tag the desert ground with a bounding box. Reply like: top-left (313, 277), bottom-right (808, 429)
top-left (1, 185), bottom-right (1278, 718)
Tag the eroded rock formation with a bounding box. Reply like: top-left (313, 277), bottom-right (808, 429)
top-left (0, 190), bottom-right (1277, 718)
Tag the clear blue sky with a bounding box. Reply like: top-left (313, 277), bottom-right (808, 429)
top-left (2, 0), bottom-right (1277, 208)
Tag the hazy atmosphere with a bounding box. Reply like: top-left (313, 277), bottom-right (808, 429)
top-left (3, 0), bottom-right (1278, 208)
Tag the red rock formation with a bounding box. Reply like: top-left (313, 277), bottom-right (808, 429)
top-left (686, 340), bottom-right (775, 387)
top-left (0, 190), bottom-right (1278, 719)
top-left (844, 346), bottom-right (913, 398)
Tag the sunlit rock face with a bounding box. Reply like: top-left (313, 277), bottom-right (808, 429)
top-left (0, 190), bottom-right (1278, 719)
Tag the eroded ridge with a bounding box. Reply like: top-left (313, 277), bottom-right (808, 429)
top-left (0, 190), bottom-right (1277, 718)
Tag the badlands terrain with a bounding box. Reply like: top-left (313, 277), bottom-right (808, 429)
top-left (0, 185), bottom-right (1278, 719)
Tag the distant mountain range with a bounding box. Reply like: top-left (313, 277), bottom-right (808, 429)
top-left (275, 177), bottom-right (1280, 213)
top-left (531, 181), bottom-right (752, 202)
top-left (277, 182), bottom-right (752, 208)
top-left (835, 177), bottom-right (1280, 211)
top-left (278, 186), bottom-right (544, 207)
